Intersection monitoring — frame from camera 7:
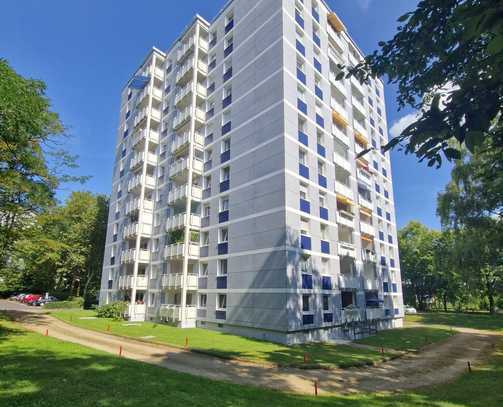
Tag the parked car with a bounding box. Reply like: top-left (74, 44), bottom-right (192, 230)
top-left (15, 294), bottom-right (27, 302)
top-left (404, 306), bottom-right (417, 314)
top-left (34, 296), bottom-right (58, 306)
top-left (23, 294), bottom-right (42, 305)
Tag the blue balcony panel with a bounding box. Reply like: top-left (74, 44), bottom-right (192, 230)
top-left (300, 235), bottom-right (312, 251)
top-left (219, 210), bottom-right (229, 223)
top-left (297, 68), bottom-right (306, 85)
top-left (322, 276), bottom-right (332, 290)
top-left (220, 180), bottom-right (230, 193)
top-left (319, 206), bottom-right (329, 220)
top-left (321, 240), bottom-right (330, 254)
top-left (223, 68), bottom-right (233, 82)
top-left (317, 143), bottom-right (326, 157)
top-left (312, 9), bottom-right (320, 22)
top-left (296, 40), bottom-right (306, 56)
top-left (222, 121), bottom-right (232, 135)
top-left (209, 60), bottom-right (216, 70)
top-left (383, 282), bottom-right (389, 293)
top-left (203, 160), bottom-right (212, 172)
top-left (314, 58), bottom-right (322, 73)
top-left (299, 163), bottom-right (309, 179)
top-left (217, 242), bottom-right (228, 255)
top-left (220, 150), bottom-right (230, 163)
top-left (298, 131), bottom-right (308, 146)
top-left (316, 114), bottom-right (325, 128)
top-left (313, 34), bottom-right (321, 48)
top-left (225, 19), bottom-right (234, 33)
top-left (302, 314), bottom-right (314, 325)
top-left (302, 273), bottom-right (313, 289)
top-left (222, 95), bottom-right (232, 109)
top-left (318, 174), bottom-right (327, 188)
top-left (295, 12), bottom-right (305, 28)
top-left (300, 198), bottom-right (310, 214)
top-left (315, 86), bottom-right (323, 100)
top-left (297, 99), bottom-right (307, 115)
top-left (224, 43), bottom-right (234, 58)
top-left (215, 310), bottom-right (226, 320)
top-left (217, 275), bottom-right (228, 289)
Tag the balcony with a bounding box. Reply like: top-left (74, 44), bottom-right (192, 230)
top-left (362, 249), bottom-right (377, 263)
top-left (161, 273), bottom-right (198, 290)
top-left (132, 129), bottom-right (159, 148)
top-left (159, 305), bottom-right (197, 322)
top-left (360, 221), bottom-right (375, 237)
top-left (329, 72), bottom-right (347, 95)
top-left (333, 152), bottom-right (352, 173)
top-left (177, 38), bottom-right (195, 62)
top-left (366, 307), bottom-right (385, 320)
top-left (167, 184), bottom-right (202, 205)
top-left (120, 249), bottom-right (151, 264)
top-left (351, 76), bottom-right (366, 96)
top-left (333, 124), bottom-right (350, 146)
top-left (335, 182), bottom-right (353, 201)
top-left (173, 107), bottom-right (205, 130)
top-left (166, 213), bottom-right (201, 232)
top-left (338, 241), bottom-right (356, 258)
top-left (176, 58), bottom-right (195, 84)
top-left (357, 167), bottom-right (373, 186)
top-left (359, 194), bottom-right (373, 211)
top-left (174, 82), bottom-right (207, 108)
top-left (328, 12), bottom-right (346, 33)
top-left (154, 67), bottom-right (164, 80)
top-left (164, 243), bottom-right (200, 259)
top-left (127, 174), bottom-right (156, 192)
top-left (332, 109), bottom-right (348, 128)
top-left (336, 210), bottom-right (354, 228)
top-left (168, 158), bottom-right (203, 180)
top-left (118, 275), bottom-right (148, 290)
top-left (338, 274), bottom-right (361, 290)
top-left (352, 96), bottom-right (367, 116)
top-left (354, 125), bottom-right (369, 146)
top-left (123, 222), bottom-right (152, 239)
top-left (170, 132), bottom-right (204, 156)
top-left (130, 152), bottom-right (157, 170)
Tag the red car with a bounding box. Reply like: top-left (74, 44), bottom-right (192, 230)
top-left (22, 294), bottom-right (42, 305)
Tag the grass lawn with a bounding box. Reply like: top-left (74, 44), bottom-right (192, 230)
top-left (50, 309), bottom-right (391, 369)
top-left (356, 326), bottom-right (455, 352)
top-left (1, 315), bottom-right (503, 406)
top-left (405, 312), bottom-right (503, 332)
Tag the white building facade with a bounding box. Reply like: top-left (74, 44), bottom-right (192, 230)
top-left (100, 0), bottom-right (404, 344)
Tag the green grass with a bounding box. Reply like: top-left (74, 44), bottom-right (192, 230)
top-left (50, 309), bottom-right (391, 369)
top-left (356, 326), bottom-right (455, 352)
top-left (1, 315), bottom-right (503, 406)
top-left (405, 312), bottom-right (503, 332)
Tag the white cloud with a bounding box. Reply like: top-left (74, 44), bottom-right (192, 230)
top-left (389, 112), bottom-right (420, 138)
top-left (356, 0), bottom-right (372, 11)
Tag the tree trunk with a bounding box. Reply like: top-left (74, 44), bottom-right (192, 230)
top-left (443, 293), bottom-right (448, 312)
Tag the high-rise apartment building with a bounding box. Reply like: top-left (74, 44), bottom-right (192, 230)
top-left (100, 0), bottom-right (404, 344)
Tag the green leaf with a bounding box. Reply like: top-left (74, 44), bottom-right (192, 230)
top-left (464, 131), bottom-right (485, 153)
top-left (397, 12), bottom-right (411, 23)
top-left (443, 148), bottom-right (461, 161)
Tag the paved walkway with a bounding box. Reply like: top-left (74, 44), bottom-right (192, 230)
top-left (1, 300), bottom-right (499, 395)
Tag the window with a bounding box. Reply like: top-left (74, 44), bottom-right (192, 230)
top-left (220, 196), bottom-right (229, 211)
top-left (209, 54), bottom-right (217, 70)
top-left (224, 35), bottom-right (234, 57)
top-left (203, 204), bottom-right (210, 219)
top-left (219, 227), bottom-right (229, 243)
top-left (199, 294), bottom-right (207, 308)
top-left (323, 295), bottom-right (330, 311)
top-left (217, 294), bottom-right (227, 309)
top-left (319, 193), bottom-right (326, 208)
top-left (321, 224), bottom-right (328, 240)
top-left (223, 59), bottom-right (233, 81)
top-left (318, 160), bottom-right (325, 175)
top-left (222, 110), bottom-right (231, 127)
top-left (225, 11), bottom-right (234, 33)
top-left (302, 294), bottom-right (310, 312)
top-left (222, 138), bottom-right (231, 153)
top-left (218, 259), bottom-right (228, 276)
top-left (295, 2), bottom-right (305, 28)
top-left (223, 85), bottom-right (232, 108)
top-left (200, 263), bottom-right (208, 276)
top-left (300, 183), bottom-right (308, 201)
top-left (221, 166), bottom-right (230, 182)
top-left (297, 85), bottom-right (307, 114)
top-left (296, 57), bottom-right (306, 84)
top-left (299, 149), bottom-right (307, 165)
top-left (300, 218), bottom-right (310, 236)
top-left (210, 31), bottom-right (217, 47)
top-left (201, 232), bottom-right (209, 246)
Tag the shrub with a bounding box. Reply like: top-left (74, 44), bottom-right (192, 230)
top-left (44, 297), bottom-right (84, 309)
top-left (96, 301), bottom-right (128, 320)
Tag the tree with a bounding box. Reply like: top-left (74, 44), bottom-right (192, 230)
top-left (1, 192), bottom-right (109, 301)
top-left (438, 148), bottom-right (502, 314)
top-left (0, 59), bottom-right (86, 267)
top-left (398, 221), bottom-right (439, 311)
top-left (346, 0), bottom-right (503, 167)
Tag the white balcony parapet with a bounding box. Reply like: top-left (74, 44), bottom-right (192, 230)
top-left (335, 182), bottom-right (354, 201)
top-left (336, 210), bottom-right (354, 228)
top-left (333, 125), bottom-right (350, 146)
top-left (353, 120), bottom-right (368, 140)
top-left (362, 249), bottom-right (377, 262)
top-left (329, 72), bottom-right (347, 96)
top-left (333, 152), bottom-right (352, 173)
top-left (170, 132), bottom-right (204, 154)
top-left (366, 307), bottom-right (385, 320)
top-left (159, 304), bottom-right (197, 321)
top-left (357, 168), bottom-right (373, 186)
top-left (120, 249), bottom-right (149, 264)
top-left (168, 158), bottom-right (203, 178)
top-left (123, 222), bottom-right (153, 239)
top-left (359, 195), bottom-right (373, 211)
top-left (127, 175), bottom-right (156, 192)
top-left (338, 242), bottom-right (356, 258)
top-left (176, 58), bottom-right (195, 83)
top-left (351, 75), bottom-right (365, 95)
top-left (177, 38), bottom-right (195, 61)
top-left (166, 213), bottom-right (201, 231)
top-left (154, 67), bottom-right (164, 80)
top-left (164, 243), bottom-right (200, 259)
top-left (132, 129), bottom-right (159, 147)
top-left (118, 275), bottom-right (148, 290)
top-left (160, 273), bottom-right (198, 290)
top-left (360, 221), bottom-right (375, 236)
top-left (352, 96), bottom-right (367, 116)
top-left (167, 184), bottom-right (202, 204)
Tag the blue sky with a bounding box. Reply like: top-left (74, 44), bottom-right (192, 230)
top-left (0, 0), bottom-right (451, 230)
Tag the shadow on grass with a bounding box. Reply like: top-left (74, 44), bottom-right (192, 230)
top-left (408, 312), bottom-right (503, 331)
top-left (0, 319), bottom-right (502, 407)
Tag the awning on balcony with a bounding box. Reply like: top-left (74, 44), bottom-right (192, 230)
top-left (129, 75), bottom-right (151, 90)
top-left (361, 233), bottom-right (374, 242)
top-left (359, 206), bottom-right (373, 217)
top-left (336, 193), bottom-right (353, 205)
top-left (328, 13), bottom-right (346, 33)
top-left (354, 130), bottom-right (369, 147)
top-left (332, 109), bottom-right (348, 127)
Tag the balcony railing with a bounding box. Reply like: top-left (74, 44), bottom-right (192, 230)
top-left (159, 305), bottom-right (197, 321)
top-left (166, 213), bottom-right (201, 231)
top-left (167, 184), bottom-right (202, 204)
top-left (338, 242), bottom-right (356, 258)
top-left (120, 249), bottom-right (151, 264)
top-left (118, 275), bottom-right (148, 290)
top-left (164, 243), bottom-right (200, 259)
top-left (161, 273), bottom-right (198, 290)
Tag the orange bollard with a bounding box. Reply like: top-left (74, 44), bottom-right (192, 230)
top-left (314, 380), bottom-right (318, 396)
top-left (184, 336), bottom-right (189, 350)
top-left (45, 329), bottom-right (48, 336)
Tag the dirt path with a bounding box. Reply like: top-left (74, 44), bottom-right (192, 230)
top-left (1, 302), bottom-right (499, 395)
